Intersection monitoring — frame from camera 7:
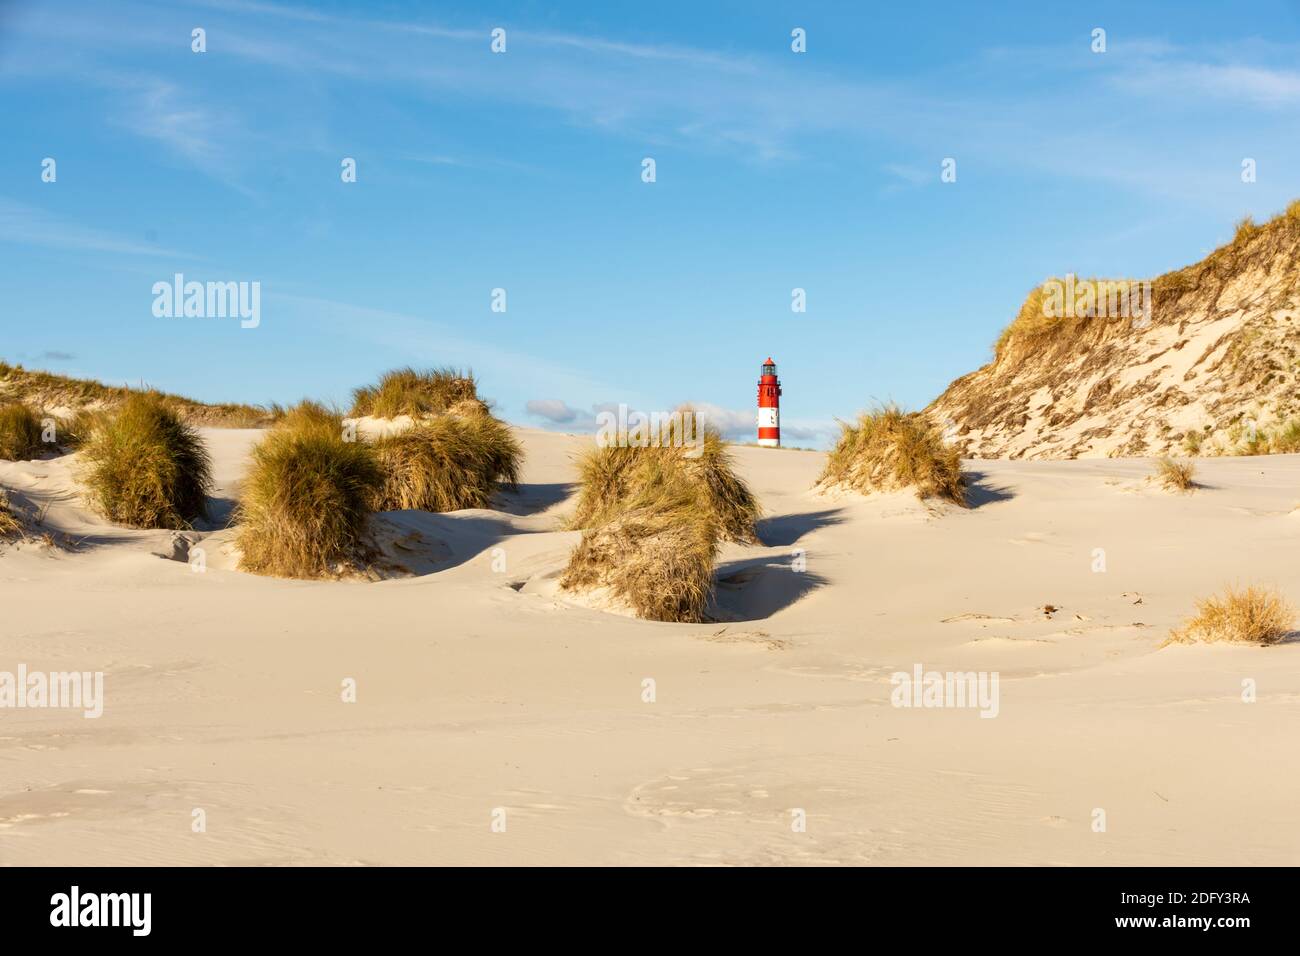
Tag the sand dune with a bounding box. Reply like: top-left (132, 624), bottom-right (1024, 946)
top-left (2, 427), bottom-right (1298, 865)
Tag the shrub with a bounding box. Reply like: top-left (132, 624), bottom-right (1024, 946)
top-left (1154, 456), bottom-right (1196, 492)
top-left (819, 404), bottom-right (966, 506)
top-left (80, 392), bottom-right (212, 528)
top-left (561, 461), bottom-right (718, 622)
top-left (236, 402), bottom-right (383, 578)
top-left (1165, 585), bottom-right (1294, 646)
top-left (0, 403), bottom-right (45, 460)
top-left (371, 412), bottom-right (521, 512)
top-left (1182, 429), bottom-right (1203, 455)
top-left (350, 367), bottom-right (478, 418)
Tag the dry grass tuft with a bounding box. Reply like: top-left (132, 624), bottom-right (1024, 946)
top-left (0, 490), bottom-right (22, 539)
top-left (236, 402), bottom-right (383, 578)
top-left (371, 412), bottom-right (521, 512)
top-left (0, 403), bottom-right (46, 460)
top-left (350, 367), bottom-right (478, 418)
top-left (561, 462), bottom-right (718, 623)
top-left (569, 425), bottom-right (759, 544)
top-left (561, 420), bottom-right (758, 621)
top-left (1154, 456), bottom-right (1196, 492)
top-left (1164, 585), bottom-right (1295, 646)
top-left (819, 404), bottom-right (966, 506)
top-left (80, 392), bottom-right (213, 528)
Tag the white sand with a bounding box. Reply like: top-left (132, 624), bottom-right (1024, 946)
top-left (2, 428), bottom-right (1298, 865)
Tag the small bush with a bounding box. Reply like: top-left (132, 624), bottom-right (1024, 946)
top-left (1182, 429), bottom-right (1203, 455)
top-left (371, 413), bottom-right (521, 512)
top-left (819, 405), bottom-right (966, 505)
top-left (1154, 456), bottom-right (1196, 492)
top-left (350, 367), bottom-right (478, 418)
top-left (561, 462), bottom-right (718, 623)
top-left (236, 403), bottom-right (384, 578)
top-left (1233, 216), bottom-right (1259, 243)
top-left (80, 392), bottom-right (213, 528)
top-left (1165, 585), bottom-right (1294, 646)
top-left (0, 403), bottom-right (45, 460)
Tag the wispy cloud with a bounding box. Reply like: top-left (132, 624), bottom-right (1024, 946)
top-left (0, 198), bottom-right (190, 258)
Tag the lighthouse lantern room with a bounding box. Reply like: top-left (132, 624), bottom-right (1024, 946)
top-left (757, 357), bottom-right (781, 447)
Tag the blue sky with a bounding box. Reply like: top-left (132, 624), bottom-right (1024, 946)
top-left (3, 0), bottom-right (1300, 445)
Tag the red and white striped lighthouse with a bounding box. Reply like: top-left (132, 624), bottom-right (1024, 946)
top-left (757, 357), bottom-right (781, 447)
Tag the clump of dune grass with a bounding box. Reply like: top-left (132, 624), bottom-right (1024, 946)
top-left (79, 392), bottom-right (213, 529)
top-left (56, 407), bottom-right (108, 449)
top-left (1164, 585), bottom-right (1295, 647)
top-left (0, 403), bottom-right (46, 460)
top-left (568, 422), bottom-right (759, 544)
top-left (819, 404), bottom-right (966, 506)
top-left (0, 490), bottom-right (22, 539)
top-left (350, 367), bottom-right (478, 418)
top-left (236, 402), bottom-right (383, 578)
top-left (561, 418), bottom-right (758, 621)
top-left (561, 461), bottom-right (718, 622)
top-left (371, 412), bottom-right (521, 512)
top-left (1154, 456), bottom-right (1196, 492)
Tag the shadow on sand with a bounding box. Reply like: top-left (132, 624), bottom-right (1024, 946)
top-left (756, 508), bottom-right (845, 546)
top-left (963, 470), bottom-right (1015, 509)
top-left (708, 556), bottom-right (828, 622)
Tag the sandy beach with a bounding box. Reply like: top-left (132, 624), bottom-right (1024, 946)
top-left (3, 426), bottom-right (1297, 866)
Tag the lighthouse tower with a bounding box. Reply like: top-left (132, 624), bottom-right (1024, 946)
top-left (757, 357), bottom-right (781, 447)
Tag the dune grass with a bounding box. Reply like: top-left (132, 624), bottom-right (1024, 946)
top-left (0, 490), bottom-right (21, 539)
top-left (1164, 585), bottom-right (1295, 647)
top-left (561, 420), bottom-right (757, 622)
top-left (236, 402), bottom-right (383, 578)
top-left (0, 360), bottom-right (280, 427)
top-left (561, 460), bottom-right (719, 623)
top-left (371, 412), bottom-right (521, 512)
top-left (0, 403), bottom-right (46, 460)
top-left (1154, 456), bottom-right (1196, 492)
top-left (350, 367), bottom-right (479, 418)
top-left (819, 404), bottom-right (966, 506)
top-left (569, 425), bottom-right (759, 544)
top-left (79, 392), bottom-right (213, 529)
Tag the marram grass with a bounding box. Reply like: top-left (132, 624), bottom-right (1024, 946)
top-left (562, 460), bottom-right (719, 623)
top-left (79, 392), bottom-right (213, 529)
top-left (819, 404), bottom-right (966, 506)
top-left (0, 403), bottom-right (45, 460)
top-left (350, 367), bottom-right (479, 418)
top-left (1164, 585), bottom-right (1294, 647)
top-left (236, 403), bottom-right (383, 578)
top-left (371, 412), bottom-right (521, 512)
top-left (562, 419), bottom-right (757, 622)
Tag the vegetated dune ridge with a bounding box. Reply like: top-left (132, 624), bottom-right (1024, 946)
top-left (2, 425), bottom-right (1298, 865)
top-left (928, 205), bottom-right (1300, 459)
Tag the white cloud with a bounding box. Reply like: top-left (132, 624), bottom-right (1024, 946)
top-left (526, 399), bottom-right (581, 424)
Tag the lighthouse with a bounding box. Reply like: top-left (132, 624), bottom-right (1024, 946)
top-left (757, 357), bottom-right (781, 447)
